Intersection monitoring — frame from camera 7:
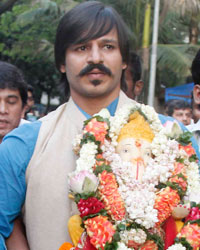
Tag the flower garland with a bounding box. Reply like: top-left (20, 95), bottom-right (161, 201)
top-left (63, 102), bottom-right (200, 250)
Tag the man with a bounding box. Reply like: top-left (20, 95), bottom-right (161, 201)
top-left (187, 49), bottom-right (200, 149)
top-left (124, 51), bottom-right (144, 100)
top-left (165, 99), bottom-right (192, 126)
top-left (0, 61), bottom-right (30, 249)
top-left (0, 61), bottom-right (28, 143)
top-left (0, 2), bottom-right (199, 250)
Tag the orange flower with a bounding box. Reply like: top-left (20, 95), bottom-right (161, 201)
top-left (84, 119), bottom-right (109, 143)
top-left (59, 242), bottom-right (73, 250)
top-left (179, 144), bottom-right (196, 157)
top-left (169, 175), bottom-right (187, 192)
top-left (172, 162), bottom-right (186, 175)
top-left (98, 170), bottom-right (126, 221)
top-left (178, 223), bottom-right (200, 249)
top-left (140, 240), bottom-right (158, 250)
top-left (84, 215), bottom-right (115, 249)
top-left (154, 187), bottom-right (180, 225)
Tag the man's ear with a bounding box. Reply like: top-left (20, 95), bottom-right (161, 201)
top-left (193, 85), bottom-right (200, 104)
top-left (21, 105), bottom-right (27, 119)
top-left (134, 80), bottom-right (144, 97)
top-left (60, 64), bottom-right (66, 73)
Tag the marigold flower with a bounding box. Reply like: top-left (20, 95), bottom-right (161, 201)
top-left (154, 187), bottom-right (180, 225)
top-left (98, 170), bottom-right (126, 221)
top-left (78, 197), bottom-right (105, 217)
top-left (84, 215), bottom-right (115, 249)
top-left (179, 144), bottom-right (196, 157)
top-left (169, 175), bottom-right (187, 192)
top-left (140, 240), bottom-right (158, 250)
top-left (59, 242), bottom-right (73, 250)
top-left (84, 118), bottom-right (109, 143)
top-left (178, 223), bottom-right (200, 249)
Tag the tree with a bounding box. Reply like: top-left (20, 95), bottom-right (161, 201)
top-left (0, 0), bottom-right (77, 112)
top-left (0, 0), bottom-right (18, 15)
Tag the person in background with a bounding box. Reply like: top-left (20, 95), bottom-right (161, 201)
top-left (124, 51), bottom-right (144, 100)
top-left (165, 99), bottom-right (192, 126)
top-left (187, 49), bottom-right (200, 150)
top-left (0, 61), bottom-right (28, 143)
top-left (0, 61), bottom-right (29, 249)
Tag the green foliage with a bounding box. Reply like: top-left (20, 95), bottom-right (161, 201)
top-left (177, 131), bottom-right (192, 145)
top-left (0, 0), bottom-right (76, 111)
top-left (74, 192), bottom-right (96, 203)
top-left (94, 165), bottom-right (112, 175)
top-left (174, 237), bottom-right (192, 250)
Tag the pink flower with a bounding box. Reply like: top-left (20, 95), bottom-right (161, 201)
top-left (69, 170), bottom-right (98, 194)
top-left (185, 207), bottom-right (200, 222)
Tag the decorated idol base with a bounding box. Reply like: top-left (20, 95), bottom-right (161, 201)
top-left (60, 103), bottom-right (200, 250)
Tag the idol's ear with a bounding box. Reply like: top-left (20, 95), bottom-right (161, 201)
top-left (193, 85), bottom-right (200, 104)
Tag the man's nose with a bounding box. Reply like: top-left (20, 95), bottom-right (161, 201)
top-left (87, 46), bottom-right (103, 64)
top-left (0, 102), bottom-right (8, 114)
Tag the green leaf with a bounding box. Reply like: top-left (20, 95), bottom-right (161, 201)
top-left (177, 131), bottom-right (193, 145)
top-left (94, 165), bottom-right (112, 175)
top-left (174, 237), bottom-right (193, 250)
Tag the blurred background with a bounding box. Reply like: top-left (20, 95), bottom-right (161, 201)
top-left (0, 0), bottom-right (200, 115)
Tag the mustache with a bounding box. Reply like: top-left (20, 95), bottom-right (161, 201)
top-left (78, 64), bottom-right (112, 77)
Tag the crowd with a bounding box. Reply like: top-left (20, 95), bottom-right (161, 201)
top-left (0, 1), bottom-right (199, 250)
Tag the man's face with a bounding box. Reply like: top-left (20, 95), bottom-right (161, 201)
top-left (27, 90), bottom-right (34, 110)
top-left (125, 66), bottom-right (143, 100)
top-left (0, 88), bottom-right (24, 142)
top-left (60, 29), bottom-right (127, 102)
top-left (172, 108), bottom-right (192, 126)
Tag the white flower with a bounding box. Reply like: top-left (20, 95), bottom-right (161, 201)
top-left (76, 142), bottom-right (98, 172)
top-left (94, 108), bottom-right (110, 119)
top-left (167, 243), bottom-right (186, 250)
top-left (117, 242), bottom-right (132, 250)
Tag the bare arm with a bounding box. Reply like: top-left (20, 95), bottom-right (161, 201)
top-left (6, 218), bottom-right (29, 250)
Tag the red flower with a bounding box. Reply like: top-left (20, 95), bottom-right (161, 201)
top-left (185, 207), bottom-right (200, 222)
top-left (78, 197), bottom-right (105, 217)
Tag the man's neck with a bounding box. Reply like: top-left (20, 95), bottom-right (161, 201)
top-left (71, 91), bottom-right (120, 116)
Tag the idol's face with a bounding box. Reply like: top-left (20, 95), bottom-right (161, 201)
top-left (116, 137), bottom-right (151, 164)
top-left (60, 28), bottom-right (127, 102)
top-left (0, 88), bottom-right (24, 142)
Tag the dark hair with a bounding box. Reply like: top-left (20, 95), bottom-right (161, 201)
top-left (55, 1), bottom-right (130, 97)
top-left (0, 61), bottom-right (27, 107)
top-left (128, 51), bottom-right (142, 83)
top-left (27, 84), bottom-right (34, 93)
top-left (191, 49), bottom-right (200, 85)
top-left (165, 99), bottom-right (191, 116)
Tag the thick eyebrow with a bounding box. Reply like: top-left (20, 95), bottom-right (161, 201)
top-left (100, 39), bottom-right (118, 45)
top-left (7, 95), bottom-right (19, 99)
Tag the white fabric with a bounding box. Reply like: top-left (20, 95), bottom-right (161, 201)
top-left (187, 119), bottom-right (200, 151)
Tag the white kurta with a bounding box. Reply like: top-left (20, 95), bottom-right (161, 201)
top-left (24, 91), bottom-right (134, 250)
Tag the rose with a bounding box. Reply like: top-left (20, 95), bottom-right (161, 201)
top-left (69, 170), bottom-right (98, 194)
top-left (185, 206), bottom-right (200, 222)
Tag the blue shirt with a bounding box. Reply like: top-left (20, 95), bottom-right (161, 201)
top-left (0, 103), bottom-right (199, 249)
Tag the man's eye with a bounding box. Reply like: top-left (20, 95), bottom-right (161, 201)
top-left (76, 46), bottom-right (87, 51)
top-left (7, 99), bottom-right (17, 104)
top-left (104, 44), bottom-right (114, 50)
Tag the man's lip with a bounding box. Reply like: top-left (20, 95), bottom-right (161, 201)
top-left (87, 69), bottom-right (105, 75)
top-left (0, 120), bottom-right (9, 128)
